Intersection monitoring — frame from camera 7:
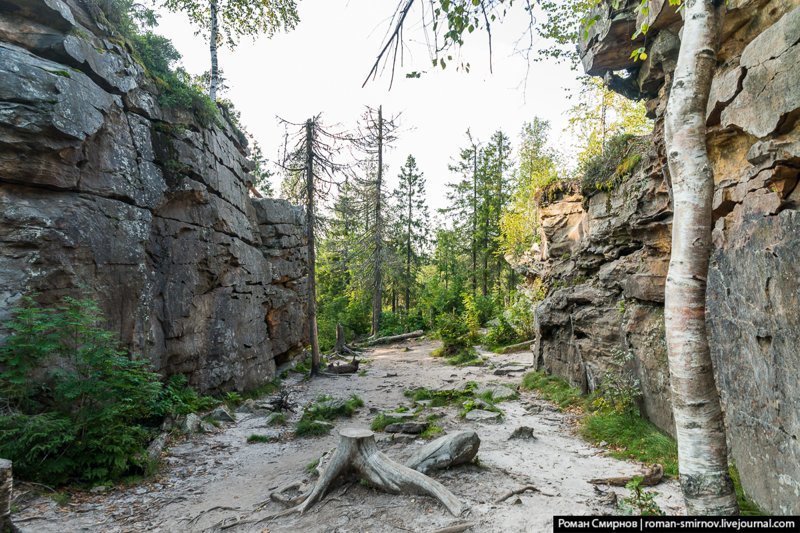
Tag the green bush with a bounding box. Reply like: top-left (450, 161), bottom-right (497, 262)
top-left (378, 311), bottom-right (404, 337)
top-left (484, 314), bottom-right (522, 348)
top-left (154, 374), bottom-right (218, 417)
top-left (0, 297), bottom-right (164, 485)
top-left (130, 32), bottom-right (218, 126)
top-left (435, 313), bottom-right (471, 356)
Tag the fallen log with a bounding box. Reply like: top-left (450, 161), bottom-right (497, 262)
top-left (326, 355), bottom-right (360, 375)
top-left (358, 330), bottom-right (424, 347)
top-left (274, 428), bottom-right (464, 516)
top-left (495, 340), bottom-right (534, 354)
top-left (589, 463), bottom-right (664, 487)
top-left (405, 431), bottom-right (480, 474)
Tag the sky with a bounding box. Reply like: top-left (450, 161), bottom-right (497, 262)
top-left (152, 0), bottom-right (583, 213)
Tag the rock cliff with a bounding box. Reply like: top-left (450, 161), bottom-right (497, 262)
top-left (0, 0), bottom-right (308, 393)
top-left (524, 0), bottom-right (800, 513)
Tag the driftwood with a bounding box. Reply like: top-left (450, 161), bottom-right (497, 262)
top-left (271, 428), bottom-right (464, 517)
top-left (359, 330), bottom-right (424, 347)
top-left (405, 431), bottom-right (480, 474)
top-left (589, 463), bottom-right (664, 487)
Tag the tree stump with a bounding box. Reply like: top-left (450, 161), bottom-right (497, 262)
top-left (286, 428), bottom-right (464, 516)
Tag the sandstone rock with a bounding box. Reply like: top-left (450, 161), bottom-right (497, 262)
top-left (464, 410), bottom-right (502, 423)
top-left (0, 0), bottom-right (308, 396)
top-left (384, 422), bottom-right (428, 435)
top-left (477, 384), bottom-right (517, 402)
top-left (180, 414), bottom-right (202, 434)
top-left (210, 406), bottom-right (236, 423)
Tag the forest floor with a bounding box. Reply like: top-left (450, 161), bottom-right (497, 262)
top-left (12, 339), bottom-right (684, 532)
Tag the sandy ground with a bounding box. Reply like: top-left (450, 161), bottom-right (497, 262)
top-left (11, 339), bottom-right (684, 532)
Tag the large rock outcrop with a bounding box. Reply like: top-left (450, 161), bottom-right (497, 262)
top-left (526, 0), bottom-right (800, 514)
top-left (0, 0), bottom-right (308, 393)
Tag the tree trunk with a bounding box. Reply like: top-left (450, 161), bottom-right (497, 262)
top-left (306, 119), bottom-right (321, 376)
top-left (358, 330), bottom-right (423, 347)
top-left (405, 180), bottom-right (412, 316)
top-left (663, 0), bottom-right (737, 515)
top-left (371, 106), bottom-right (384, 337)
top-left (0, 460), bottom-right (11, 532)
top-left (208, 0), bottom-right (219, 101)
top-left (471, 143), bottom-right (478, 297)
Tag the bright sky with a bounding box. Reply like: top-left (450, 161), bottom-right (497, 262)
top-left (152, 0), bottom-right (583, 212)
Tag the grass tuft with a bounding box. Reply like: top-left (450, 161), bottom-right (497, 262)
top-left (521, 371), bottom-right (584, 409)
top-left (295, 394), bottom-right (364, 437)
top-left (246, 434), bottom-right (274, 444)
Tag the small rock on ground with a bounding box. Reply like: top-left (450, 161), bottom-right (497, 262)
top-left (464, 409), bottom-right (502, 423)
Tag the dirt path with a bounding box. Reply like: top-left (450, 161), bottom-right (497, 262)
top-left (12, 339), bottom-right (684, 532)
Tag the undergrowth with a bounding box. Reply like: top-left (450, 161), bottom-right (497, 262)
top-left (521, 370), bottom-right (764, 514)
top-left (295, 394), bottom-right (364, 437)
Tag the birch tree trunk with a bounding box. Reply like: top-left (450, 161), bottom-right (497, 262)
top-left (663, 0), bottom-right (738, 515)
top-left (306, 119), bottom-right (321, 376)
top-left (208, 0), bottom-right (220, 101)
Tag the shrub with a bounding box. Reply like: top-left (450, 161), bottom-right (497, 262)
top-left (435, 313), bottom-right (471, 356)
top-left (378, 311), bottom-right (404, 337)
top-left (618, 477), bottom-right (664, 516)
top-left (484, 314), bottom-right (522, 348)
top-left (0, 297), bottom-right (163, 484)
top-left (155, 374), bottom-right (218, 417)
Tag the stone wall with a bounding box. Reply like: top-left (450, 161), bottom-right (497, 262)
top-left (523, 0), bottom-right (800, 514)
top-left (0, 0), bottom-right (308, 393)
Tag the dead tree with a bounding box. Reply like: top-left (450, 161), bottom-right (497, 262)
top-left (278, 115), bottom-right (351, 376)
top-left (274, 428), bottom-right (464, 516)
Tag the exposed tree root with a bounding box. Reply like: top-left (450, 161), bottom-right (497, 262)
top-left (271, 428), bottom-right (464, 517)
top-left (589, 463), bottom-right (664, 487)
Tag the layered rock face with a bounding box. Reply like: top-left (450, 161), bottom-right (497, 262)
top-left (0, 0), bottom-right (308, 393)
top-left (529, 0), bottom-right (800, 513)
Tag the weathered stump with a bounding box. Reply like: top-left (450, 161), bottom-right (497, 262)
top-left (285, 428), bottom-right (464, 516)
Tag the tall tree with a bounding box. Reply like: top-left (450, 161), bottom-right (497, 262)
top-left (162, 0), bottom-right (299, 100)
top-left (662, 0), bottom-right (737, 515)
top-left (351, 106), bottom-right (400, 336)
top-left (392, 155), bottom-right (430, 314)
top-left (278, 115), bottom-right (349, 376)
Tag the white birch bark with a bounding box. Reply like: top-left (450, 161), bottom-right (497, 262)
top-left (208, 0), bottom-right (220, 101)
top-left (663, 0), bottom-right (738, 516)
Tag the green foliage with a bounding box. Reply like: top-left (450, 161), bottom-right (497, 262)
top-left (484, 314), bottom-right (522, 348)
top-left (295, 395), bottom-right (364, 437)
top-left (268, 412), bottom-right (287, 426)
top-left (0, 297), bottom-right (164, 485)
top-left (371, 412), bottom-right (412, 432)
top-left (590, 349), bottom-right (642, 415)
top-left (520, 371), bottom-right (585, 410)
top-left (404, 382), bottom-right (479, 407)
top-left (581, 133), bottom-right (647, 195)
top-left (162, 0), bottom-right (299, 49)
top-left (618, 477), bottom-right (665, 516)
top-left (155, 374), bottom-right (219, 417)
top-left (130, 32), bottom-right (218, 126)
top-left (435, 312), bottom-right (472, 356)
top-left (246, 434), bottom-right (275, 444)
top-left (419, 424), bottom-right (444, 440)
top-left (581, 411), bottom-right (678, 477)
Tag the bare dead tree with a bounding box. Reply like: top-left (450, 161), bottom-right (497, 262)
top-left (277, 114), bottom-right (352, 376)
top-left (348, 106), bottom-right (401, 337)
